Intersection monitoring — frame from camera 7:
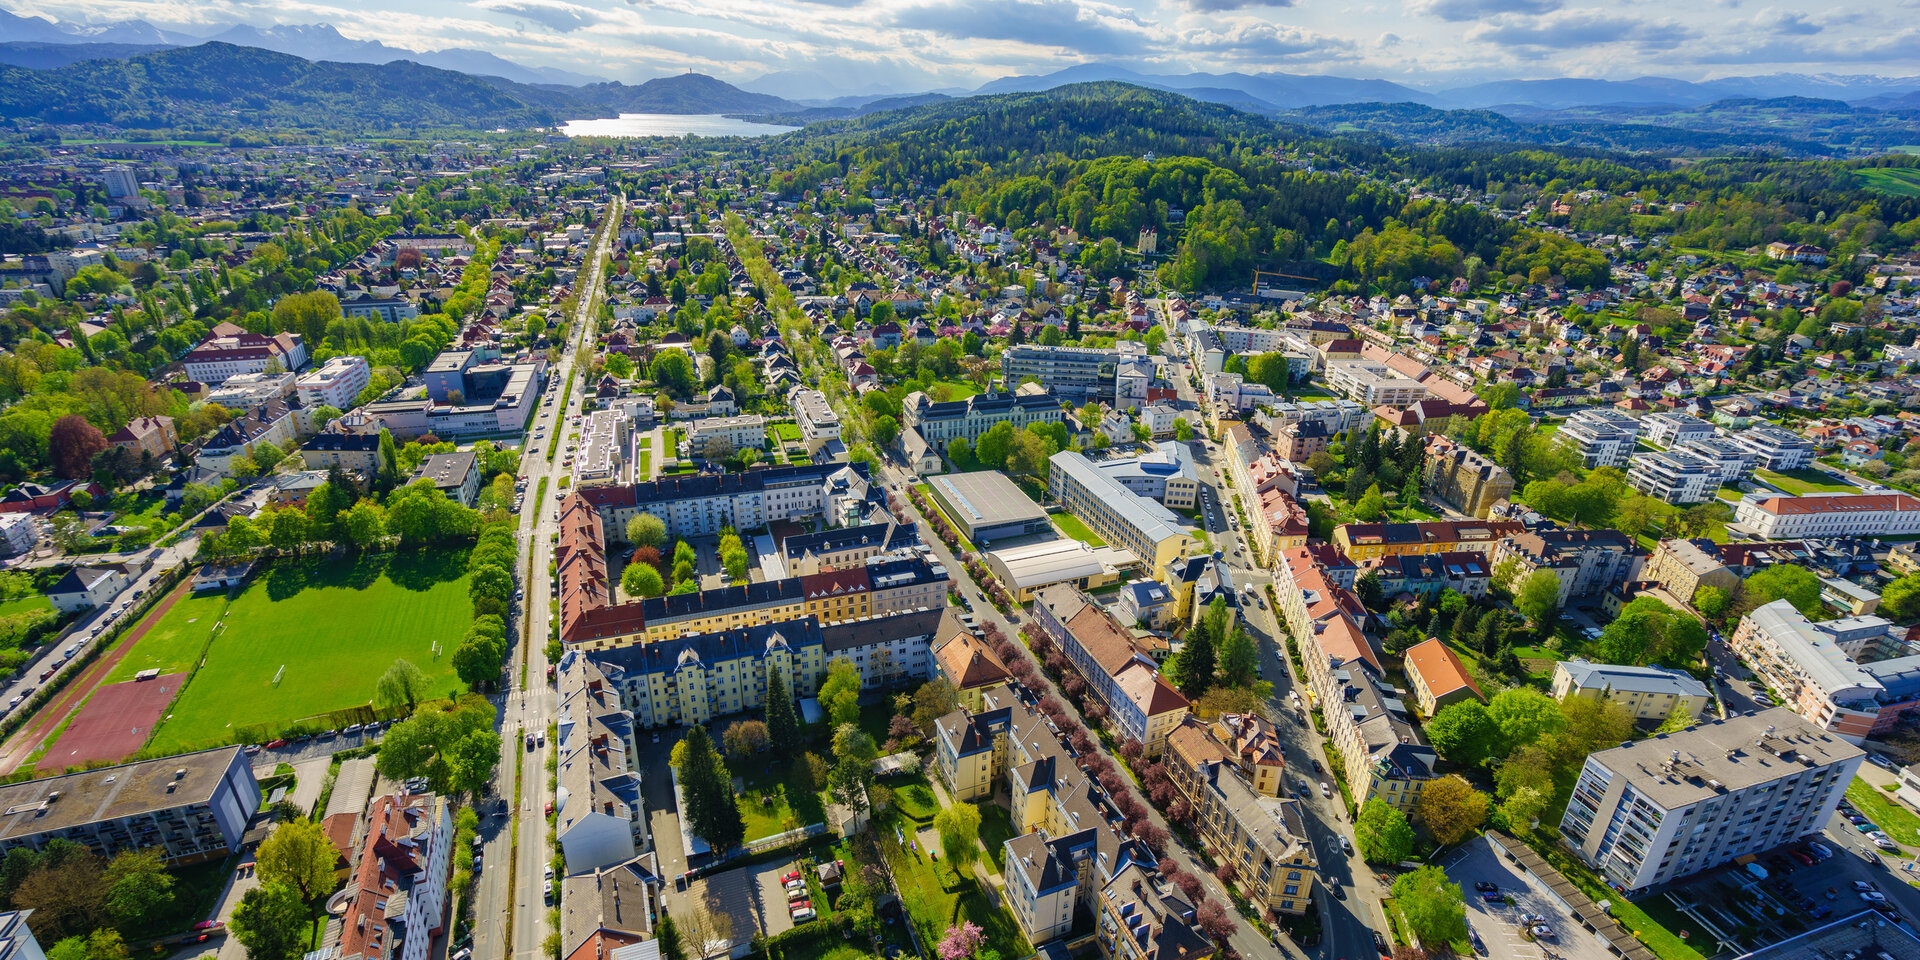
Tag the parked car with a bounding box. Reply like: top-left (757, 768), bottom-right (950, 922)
top-left (1791, 850), bottom-right (1815, 865)
top-left (1862, 891), bottom-right (1888, 902)
top-left (1474, 882), bottom-right (1499, 893)
top-left (790, 908), bottom-right (816, 923)
top-left (1810, 841), bottom-right (1835, 859)
top-left (1320, 782), bottom-right (1332, 798)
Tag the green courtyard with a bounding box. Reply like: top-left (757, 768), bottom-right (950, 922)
top-left (1756, 468), bottom-right (1855, 495)
top-left (136, 550), bottom-right (474, 752)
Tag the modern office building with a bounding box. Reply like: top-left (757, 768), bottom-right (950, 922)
top-left (1667, 436), bottom-right (1757, 484)
top-left (0, 747), bottom-right (259, 864)
top-left (1078, 441), bottom-right (1201, 508)
top-left (1734, 492), bottom-right (1920, 540)
top-left (1732, 424), bottom-right (1816, 471)
top-left (1048, 451), bottom-right (1194, 579)
top-left (1557, 408), bottom-right (1643, 469)
top-left (1551, 660), bottom-right (1711, 724)
top-left (1627, 451), bottom-right (1721, 505)
top-left (1730, 600), bottom-right (1920, 742)
top-left (926, 471), bottom-right (1052, 543)
top-left (1560, 709), bottom-right (1861, 893)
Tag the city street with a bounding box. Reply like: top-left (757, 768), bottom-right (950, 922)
top-left (473, 193), bottom-right (620, 960)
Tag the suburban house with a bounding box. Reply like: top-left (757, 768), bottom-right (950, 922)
top-left (49, 563), bottom-right (130, 612)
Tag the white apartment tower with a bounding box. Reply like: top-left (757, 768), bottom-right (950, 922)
top-left (1560, 709), bottom-right (1862, 894)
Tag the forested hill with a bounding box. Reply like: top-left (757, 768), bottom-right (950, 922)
top-left (0, 42), bottom-right (613, 130)
top-left (568, 74), bottom-right (799, 116)
top-left (1280, 101), bottom-right (1838, 157)
top-left (789, 82), bottom-right (1335, 167)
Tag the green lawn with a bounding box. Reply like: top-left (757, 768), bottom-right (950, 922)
top-left (770, 422), bottom-right (802, 443)
top-left (737, 758), bottom-right (828, 841)
top-left (978, 803), bottom-right (1017, 875)
top-left (880, 813), bottom-right (1030, 960)
top-left (1858, 167), bottom-right (1920, 198)
top-left (1051, 512), bottom-right (1107, 547)
top-left (0, 594), bottom-right (51, 619)
top-left (106, 591), bottom-right (233, 682)
top-left (926, 380), bottom-right (980, 401)
top-left (144, 550), bottom-right (474, 752)
top-left (1847, 776), bottom-right (1920, 854)
top-left (890, 771), bottom-right (941, 823)
top-left (1757, 468), bottom-right (1855, 495)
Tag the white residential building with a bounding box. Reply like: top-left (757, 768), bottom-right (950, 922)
top-left (1642, 412), bottom-right (1715, 448)
top-left (1729, 599), bottom-right (1920, 742)
top-left (1560, 709), bottom-right (1861, 893)
top-left (1734, 492), bottom-right (1920, 540)
top-left (1322, 359), bottom-right (1427, 408)
top-left (294, 355), bottom-right (370, 410)
top-left (685, 415), bottom-right (766, 460)
top-left (1627, 451), bottom-right (1719, 504)
top-left (1557, 408), bottom-right (1643, 469)
top-left (1667, 436), bottom-right (1756, 484)
top-left (788, 388), bottom-right (841, 454)
top-left (1732, 424), bottom-right (1816, 471)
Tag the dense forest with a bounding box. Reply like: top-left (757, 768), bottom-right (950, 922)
top-left (745, 83), bottom-right (1920, 294)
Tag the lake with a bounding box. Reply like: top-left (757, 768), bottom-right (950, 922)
top-left (559, 113), bottom-right (799, 138)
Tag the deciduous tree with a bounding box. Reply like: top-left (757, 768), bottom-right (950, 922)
top-left (257, 817), bottom-right (335, 904)
top-left (1392, 866), bottom-right (1467, 947)
top-left (1356, 798), bottom-right (1415, 863)
top-left (1414, 775), bottom-right (1490, 846)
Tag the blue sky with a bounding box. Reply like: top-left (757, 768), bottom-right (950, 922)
top-left (13, 0), bottom-right (1920, 97)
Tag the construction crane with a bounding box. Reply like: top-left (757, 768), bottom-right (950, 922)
top-left (1251, 268), bottom-right (1317, 298)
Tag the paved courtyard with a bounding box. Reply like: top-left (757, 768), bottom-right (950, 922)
top-left (1443, 838), bottom-right (1616, 960)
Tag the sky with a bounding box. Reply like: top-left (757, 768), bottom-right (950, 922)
top-left (12, 0), bottom-right (1920, 98)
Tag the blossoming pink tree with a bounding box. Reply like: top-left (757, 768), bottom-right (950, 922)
top-left (938, 920), bottom-right (985, 960)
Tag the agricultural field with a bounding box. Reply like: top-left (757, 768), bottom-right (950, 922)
top-left (138, 549), bottom-right (473, 752)
top-left (1857, 167), bottom-right (1920, 197)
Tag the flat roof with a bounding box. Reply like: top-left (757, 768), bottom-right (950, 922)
top-left (1737, 910), bottom-right (1920, 960)
top-left (1585, 707), bottom-right (1863, 808)
top-left (929, 471), bottom-right (1048, 531)
top-left (0, 747), bottom-right (242, 842)
top-left (1049, 452), bottom-right (1191, 546)
top-left (987, 538), bottom-right (1110, 588)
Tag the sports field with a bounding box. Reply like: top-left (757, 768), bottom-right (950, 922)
top-left (142, 549), bottom-right (474, 753)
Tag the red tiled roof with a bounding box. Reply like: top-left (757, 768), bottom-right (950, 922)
top-left (1404, 638), bottom-right (1482, 700)
top-left (1753, 493), bottom-right (1920, 515)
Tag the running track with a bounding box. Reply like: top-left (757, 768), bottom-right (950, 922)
top-left (0, 578), bottom-right (192, 775)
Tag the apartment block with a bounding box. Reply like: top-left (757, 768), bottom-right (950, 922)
top-left (332, 793), bottom-right (453, 960)
top-left (1644, 538), bottom-right (1742, 603)
top-left (1560, 709), bottom-right (1861, 893)
top-left (1730, 600), bottom-right (1920, 742)
top-left (1733, 492), bottom-right (1920, 540)
top-left (1552, 660), bottom-right (1710, 723)
top-left (1000, 344), bottom-right (1121, 402)
top-left (555, 657), bottom-right (649, 872)
top-left (932, 688), bottom-right (1216, 956)
top-left (1642, 412), bottom-right (1715, 448)
top-left (1322, 358), bottom-right (1428, 408)
top-left (1490, 530), bottom-right (1639, 605)
top-left (686, 414), bottom-right (766, 460)
top-left (1030, 585), bottom-right (1189, 754)
top-left (1423, 436), bottom-right (1514, 518)
top-left (1331, 519), bottom-right (1524, 561)
top-left (1733, 424), bottom-right (1816, 471)
top-left (0, 747), bottom-right (259, 865)
top-left (182, 326), bottom-right (309, 384)
top-left (1557, 408), bottom-right (1643, 469)
top-left (296, 355), bottom-right (371, 410)
top-left (1048, 451), bottom-right (1193, 580)
top-left (1357, 551), bottom-right (1493, 602)
top-left (1667, 436), bottom-right (1757, 484)
top-left (576, 462), bottom-right (885, 541)
top-left (788, 387), bottom-right (841, 454)
top-left (1163, 718), bottom-right (1317, 915)
top-left (1628, 451), bottom-right (1720, 505)
top-left (1404, 638), bottom-right (1483, 716)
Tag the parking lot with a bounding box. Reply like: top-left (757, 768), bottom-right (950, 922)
top-left (1643, 833), bottom-right (1915, 957)
top-left (1444, 838), bottom-right (1616, 960)
top-left (661, 858), bottom-right (800, 950)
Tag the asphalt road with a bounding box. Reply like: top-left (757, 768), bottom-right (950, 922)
top-left (473, 193), bottom-right (618, 960)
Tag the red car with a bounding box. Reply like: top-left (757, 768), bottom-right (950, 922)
top-left (781, 871), bottom-right (802, 884)
top-left (264, 739), bottom-right (287, 749)
top-left (544, 800), bottom-right (554, 815)
top-left (193, 921), bottom-right (224, 931)
top-left (789, 900), bottom-right (810, 912)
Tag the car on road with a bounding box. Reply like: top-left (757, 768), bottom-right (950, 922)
top-left (1340, 836), bottom-right (1353, 855)
top-left (264, 739), bottom-right (287, 749)
top-left (544, 800), bottom-right (554, 815)
top-left (1474, 882), bottom-right (1498, 893)
top-left (1320, 781), bottom-right (1331, 798)
top-left (1328, 878), bottom-right (1343, 899)
top-left (1868, 753), bottom-right (1895, 769)
top-left (193, 921), bottom-right (224, 931)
